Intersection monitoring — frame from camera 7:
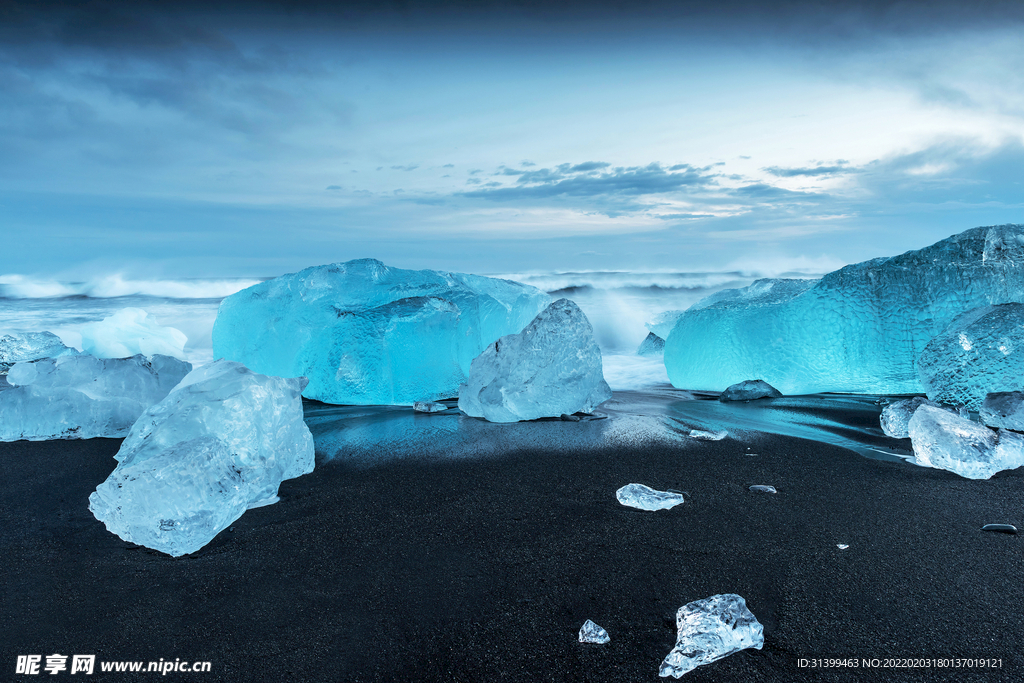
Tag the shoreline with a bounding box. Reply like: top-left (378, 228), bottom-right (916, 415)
top-left (3, 402), bottom-right (1023, 681)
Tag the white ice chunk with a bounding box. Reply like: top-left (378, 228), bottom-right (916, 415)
top-left (659, 594), bottom-right (764, 678)
top-left (908, 404), bottom-right (1024, 479)
top-left (719, 380), bottom-right (782, 402)
top-left (0, 354), bottom-right (191, 441)
top-left (616, 483), bottom-right (684, 510)
top-left (749, 485), bottom-right (777, 493)
top-left (79, 308), bottom-right (188, 360)
top-left (665, 225), bottom-right (1024, 394)
top-left (458, 299), bottom-right (612, 423)
top-left (578, 620), bottom-right (610, 644)
top-left (0, 331), bottom-right (79, 372)
top-left (413, 401), bottom-right (449, 413)
top-left (212, 259), bottom-right (551, 405)
top-left (918, 303), bottom-right (1024, 409)
top-left (980, 391), bottom-right (1024, 430)
top-left (689, 429), bottom-right (727, 441)
top-left (837, 544), bottom-right (850, 550)
top-left (88, 360), bottom-right (314, 557)
top-left (880, 397), bottom-right (941, 438)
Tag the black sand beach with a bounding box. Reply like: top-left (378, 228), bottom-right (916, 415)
top-left (3, 404), bottom-right (1024, 682)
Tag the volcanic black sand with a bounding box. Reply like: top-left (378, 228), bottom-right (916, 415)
top-left (3, 408), bottom-right (1024, 682)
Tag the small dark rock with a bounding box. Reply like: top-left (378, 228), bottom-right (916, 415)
top-left (981, 524), bottom-right (1017, 534)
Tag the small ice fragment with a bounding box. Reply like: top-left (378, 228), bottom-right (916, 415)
top-left (749, 485), bottom-right (777, 493)
top-left (413, 401), bottom-right (449, 413)
top-left (560, 413), bottom-right (582, 421)
top-left (636, 331), bottom-right (666, 357)
top-left (837, 544), bottom-right (850, 550)
top-left (0, 331), bottom-right (79, 373)
top-left (616, 484), bottom-right (684, 511)
top-left (981, 524), bottom-right (1018, 534)
top-left (689, 429), bottom-right (727, 441)
top-left (578, 619), bottom-right (610, 644)
top-left (908, 404), bottom-right (1024, 479)
top-left (719, 379), bottom-right (782, 402)
top-left (659, 594), bottom-right (764, 678)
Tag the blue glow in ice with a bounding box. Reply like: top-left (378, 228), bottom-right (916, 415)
top-left (665, 225), bottom-right (1024, 394)
top-left (212, 259), bottom-right (551, 405)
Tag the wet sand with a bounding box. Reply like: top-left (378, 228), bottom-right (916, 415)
top-left (2, 408), bottom-right (1023, 682)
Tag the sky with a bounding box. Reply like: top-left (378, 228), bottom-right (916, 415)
top-left (2, 0), bottom-right (1023, 279)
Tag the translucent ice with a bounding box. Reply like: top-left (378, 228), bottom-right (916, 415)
top-left (749, 485), bottom-right (777, 493)
top-left (88, 360), bottom-right (314, 557)
top-left (0, 331), bottom-right (78, 373)
top-left (665, 225), bottom-right (1024, 394)
top-left (413, 401), bottom-right (449, 413)
top-left (908, 404), bottom-right (1024, 479)
top-left (0, 354), bottom-right (191, 441)
top-left (79, 308), bottom-right (188, 360)
top-left (646, 310), bottom-right (685, 341)
top-left (880, 397), bottom-right (941, 438)
top-left (212, 259), bottom-right (551, 405)
top-left (637, 332), bottom-right (666, 357)
top-left (458, 299), bottom-right (612, 423)
top-left (719, 380), bottom-right (782, 402)
top-left (659, 594), bottom-right (764, 678)
top-left (616, 483), bottom-right (684, 510)
top-left (579, 620), bottom-right (610, 644)
top-left (918, 303), bottom-right (1024, 410)
top-left (980, 391), bottom-right (1024, 430)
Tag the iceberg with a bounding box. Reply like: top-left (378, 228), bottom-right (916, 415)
top-left (659, 594), bottom-right (764, 678)
top-left (616, 483), bottom-right (684, 510)
top-left (665, 225), bottom-right (1024, 394)
top-left (636, 332), bottom-right (666, 357)
top-left (0, 331), bottom-right (78, 373)
top-left (719, 379), bottom-right (782, 402)
top-left (0, 354), bottom-right (191, 441)
top-left (212, 259), bottom-right (551, 405)
top-left (908, 404), bottom-right (1024, 479)
top-left (458, 299), bottom-right (612, 422)
top-left (79, 308), bottom-right (188, 360)
top-left (980, 391), bottom-right (1024, 430)
top-left (578, 620), bottom-right (610, 644)
top-left (918, 303), bottom-right (1024, 410)
top-left (89, 360), bottom-right (314, 557)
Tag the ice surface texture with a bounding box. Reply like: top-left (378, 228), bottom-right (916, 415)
top-left (636, 332), bottom-right (666, 357)
top-left (89, 360), bottom-right (314, 557)
top-left (719, 380), bottom-right (782, 402)
top-left (665, 225), bottom-right (1024, 394)
top-left (616, 483), bottom-right (684, 510)
top-left (659, 594), bottom-right (764, 678)
top-left (0, 331), bottom-right (78, 372)
top-left (908, 404), bottom-right (1024, 479)
top-left (0, 354), bottom-right (191, 441)
top-left (212, 259), bottom-right (551, 405)
top-left (458, 299), bottom-right (612, 422)
top-left (918, 303), bottom-right (1024, 410)
top-left (880, 397), bottom-right (941, 438)
top-left (80, 308), bottom-right (188, 360)
top-left (980, 391), bottom-right (1024, 430)
top-left (579, 620), bottom-right (610, 644)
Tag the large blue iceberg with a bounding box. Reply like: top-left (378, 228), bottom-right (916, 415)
top-left (664, 225), bottom-right (1024, 394)
top-left (212, 259), bottom-right (551, 405)
top-left (89, 360), bottom-right (314, 557)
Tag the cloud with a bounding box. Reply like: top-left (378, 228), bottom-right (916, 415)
top-left (390, 164), bottom-right (419, 171)
top-left (763, 163), bottom-right (855, 177)
top-left (326, 184), bottom-right (342, 190)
